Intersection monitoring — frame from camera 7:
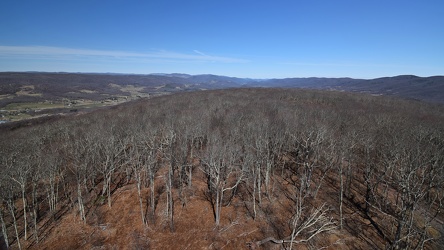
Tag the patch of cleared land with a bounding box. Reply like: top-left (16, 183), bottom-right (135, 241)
top-left (109, 83), bottom-right (151, 98)
top-left (0, 94), bottom-right (13, 100)
top-left (0, 76), bottom-right (175, 123)
top-left (16, 85), bottom-right (42, 97)
top-left (4, 101), bottom-right (65, 110)
top-left (79, 89), bottom-right (97, 94)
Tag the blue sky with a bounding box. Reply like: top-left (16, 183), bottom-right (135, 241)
top-left (0, 0), bottom-right (443, 78)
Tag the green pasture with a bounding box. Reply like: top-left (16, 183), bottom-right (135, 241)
top-left (4, 102), bottom-right (66, 110)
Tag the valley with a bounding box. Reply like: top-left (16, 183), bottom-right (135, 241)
top-left (1, 72), bottom-right (444, 124)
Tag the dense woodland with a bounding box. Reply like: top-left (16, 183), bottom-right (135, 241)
top-left (1, 88), bottom-right (444, 249)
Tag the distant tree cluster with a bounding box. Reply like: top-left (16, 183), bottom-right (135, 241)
top-left (1, 88), bottom-right (443, 249)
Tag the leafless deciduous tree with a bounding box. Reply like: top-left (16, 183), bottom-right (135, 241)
top-left (66, 131), bottom-right (94, 223)
top-left (0, 173), bottom-right (10, 249)
top-left (6, 142), bottom-right (31, 242)
top-left (2, 175), bottom-right (21, 250)
top-left (200, 133), bottom-right (243, 227)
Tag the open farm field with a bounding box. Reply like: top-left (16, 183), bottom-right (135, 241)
top-left (0, 73), bottom-right (176, 122)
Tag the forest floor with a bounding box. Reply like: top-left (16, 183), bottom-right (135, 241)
top-left (30, 169), bottom-right (379, 250)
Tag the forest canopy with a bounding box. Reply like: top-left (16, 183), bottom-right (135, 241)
top-left (1, 88), bottom-right (443, 249)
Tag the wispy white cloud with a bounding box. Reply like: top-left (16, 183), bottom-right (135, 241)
top-left (278, 61), bottom-right (415, 69)
top-left (193, 50), bottom-right (207, 56)
top-left (0, 45), bottom-right (248, 64)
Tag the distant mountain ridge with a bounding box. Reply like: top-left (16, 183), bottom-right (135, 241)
top-left (151, 73), bottom-right (444, 103)
top-left (1, 72), bottom-right (444, 103)
top-left (249, 75), bottom-right (444, 103)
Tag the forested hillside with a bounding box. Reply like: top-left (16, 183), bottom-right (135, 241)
top-left (1, 88), bottom-right (443, 249)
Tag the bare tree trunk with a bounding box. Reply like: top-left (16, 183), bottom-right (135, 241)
top-left (47, 175), bottom-right (57, 213)
top-left (71, 163), bottom-right (87, 223)
top-left (77, 182), bottom-right (86, 222)
top-left (252, 165), bottom-right (257, 220)
top-left (339, 161), bottom-right (344, 230)
top-left (7, 199), bottom-right (21, 250)
top-left (21, 184), bottom-right (28, 241)
top-left (136, 171), bottom-right (146, 225)
top-left (188, 138), bottom-right (194, 188)
top-left (31, 180), bottom-right (39, 243)
top-left (188, 164), bottom-right (193, 189)
top-left (77, 185), bottom-right (86, 222)
top-left (100, 155), bottom-right (115, 208)
top-left (107, 174), bottom-right (112, 208)
top-left (166, 168), bottom-right (174, 232)
top-left (264, 162), bottom-right (271, 198)
top-left (392, 216), bottom-right (405, 250)
top-left (149, 166), bottom-right (155, 224)
top-left (215, 188), bottom-right (221, 226)
top-left (0, 208), bottom-right (9, 249)
top-left (162, 129), bottom-right (176, 232)
top-left (256, 162), bottom-right (262, 205)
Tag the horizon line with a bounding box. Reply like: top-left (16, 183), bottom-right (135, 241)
top-left (1, 70), bottom-right (444, 80)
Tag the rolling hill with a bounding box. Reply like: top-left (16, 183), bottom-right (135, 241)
top-left (1, 72), bottom-right (443, 124)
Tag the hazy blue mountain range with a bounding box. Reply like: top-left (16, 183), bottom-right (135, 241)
top-left (1, 72), bottom-right (443, 104)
